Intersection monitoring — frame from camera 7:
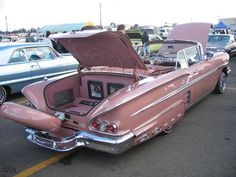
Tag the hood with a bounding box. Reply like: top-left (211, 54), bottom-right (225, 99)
top-left (54, 31), bottom-right (147, 70)
top-left (167, 23), bottom-right (212, 52)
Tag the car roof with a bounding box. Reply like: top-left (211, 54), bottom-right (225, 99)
top-left (0, 42), bottom-right (48, 50)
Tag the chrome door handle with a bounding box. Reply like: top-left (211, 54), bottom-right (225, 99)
top-left (31, 64), bottom-right (38, 68)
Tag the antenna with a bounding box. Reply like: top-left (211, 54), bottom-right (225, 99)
top-left (34, 59), bottom-right (48, 81)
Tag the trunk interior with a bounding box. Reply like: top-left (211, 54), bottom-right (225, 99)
top-left (44, 65), bottom-right (175, 116)
top-left (44, 72), bottom-right (137, 116)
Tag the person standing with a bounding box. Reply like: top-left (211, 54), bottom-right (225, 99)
top-left (141, 31), bottom-right (149, 56)
top-left (117, 24), bottom-right (126, 34)
top-left (25, 33), bottom-right (35, 42)
top-left (42, 31), bottom-right (53, 47)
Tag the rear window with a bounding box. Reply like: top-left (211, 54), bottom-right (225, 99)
top-left (25, 46), bottom-right (58, 60)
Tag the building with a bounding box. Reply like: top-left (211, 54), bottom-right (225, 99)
top-left (38, 22), bottom-right (98, 34)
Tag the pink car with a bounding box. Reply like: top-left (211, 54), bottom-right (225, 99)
top-left (0, 23), bottom-right (230, 154)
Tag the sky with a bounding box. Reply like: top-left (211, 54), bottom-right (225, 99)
top-left (0, 0), bottom-right (235, 31)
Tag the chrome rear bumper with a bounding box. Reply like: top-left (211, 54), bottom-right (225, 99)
top-left (26, 129), bottom-right (134, 154)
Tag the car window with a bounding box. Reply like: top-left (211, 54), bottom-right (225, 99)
top-left (177, 45), bottom-right (201, 69)
top-left (184, 45), bottom-right (201, 63)
top-left (26, 46), bottom-right (57, 61)
top-left (177, 50), bottom-right (188, 69)
top-left (9, 49), bottom-right (27, 63)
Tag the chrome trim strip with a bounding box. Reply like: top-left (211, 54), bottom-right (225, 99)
top-left (1, 70), bottom-right (77, 85)
top-left (89, 74), bottom-right (188, 119)
top-left (132, 63), bottom-right (227, 117)
top-left (26, 129), bottom-right (134, 154)
top-left (1, 76), bottom-right (32, 85)
top-left (88, 128), bottom-right (130, 137)
top-left (133, 100), bottom-right (184, 136)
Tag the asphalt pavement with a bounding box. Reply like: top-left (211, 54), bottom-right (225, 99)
top-left (0, 57), bottom-right (236, 177)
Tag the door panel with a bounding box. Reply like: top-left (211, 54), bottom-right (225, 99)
top-left (26, 46), bottom-right (67, 81)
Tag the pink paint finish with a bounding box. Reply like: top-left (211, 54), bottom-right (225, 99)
top-left (167, 22), bottom-right (212, 52)
top-left (0, 102), bottom-right (61, 132)
top-left (57, 31), bottom-right (147, 70)
top-left (0, 23), bottom-right (231, 154)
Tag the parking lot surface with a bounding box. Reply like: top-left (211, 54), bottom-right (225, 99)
top-left (0, 57), bottom-right (236, 177)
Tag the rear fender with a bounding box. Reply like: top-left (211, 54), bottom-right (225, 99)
top-left (133, 100), bottom-right (185, 145)
top-left (0, 102), bottom-right (61, 132)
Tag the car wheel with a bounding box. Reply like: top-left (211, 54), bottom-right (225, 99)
top-left (215, 72), bottom-right (226, 94)
top-left (162, 125), bottom-right (173, 134)
top-left (0, 86), bottom-right (7, 105)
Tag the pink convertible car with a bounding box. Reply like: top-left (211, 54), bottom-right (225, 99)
top-left (0, 23), bottom-right (230, 154)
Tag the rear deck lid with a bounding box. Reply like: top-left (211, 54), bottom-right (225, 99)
top-left (167, 23), bottom-right (212, 52)
top-left (54, 31), bottom-right (147, 70)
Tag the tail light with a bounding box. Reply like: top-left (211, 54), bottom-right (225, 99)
top-left (91, 121), bottom-right (100, 129)
top-left (90, 121), bottom-right (118, 133)
top-left (107, 124), bottom-right (117, 133)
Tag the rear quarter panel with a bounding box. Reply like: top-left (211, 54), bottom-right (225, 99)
top-left (88, 71), bottom-right (190, 137)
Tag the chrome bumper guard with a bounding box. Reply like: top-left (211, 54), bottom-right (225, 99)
top-left (26, 129), bottom-right (134, 154)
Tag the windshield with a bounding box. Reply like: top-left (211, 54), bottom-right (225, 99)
top-left (208, 35), bottom-right (230, 45)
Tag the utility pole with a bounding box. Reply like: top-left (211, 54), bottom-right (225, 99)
top-left (5, 16), bottom-right (8, 32)
top-left (99, 3), bottom-right (102, 27)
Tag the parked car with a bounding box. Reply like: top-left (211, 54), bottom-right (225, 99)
top-left (159, 27), bottom-right (173, 39)
top-left (125, 28), bottom-right (143, 47)
top-left (0, 35), bottom-right (19, 42)
top-left (138, 27), bottom-right (161, 41)
top-left (136, 39), bottom-right (164, 58)
top-left (0, 43), bottom-right (79, 102)
top-left (206, 34), bottom-right (236, 56)
top-left (127, 29), bottom-right (163, 55)
top-left (0, 23), bottom-right (230, 154)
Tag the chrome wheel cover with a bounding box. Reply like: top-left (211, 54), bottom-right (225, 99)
top-left (220, 74), bottom-right (226, 93)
